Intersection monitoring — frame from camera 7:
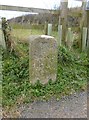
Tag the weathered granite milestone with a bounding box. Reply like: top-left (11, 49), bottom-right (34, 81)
top-left (29, 35), bottom-right (57, 84)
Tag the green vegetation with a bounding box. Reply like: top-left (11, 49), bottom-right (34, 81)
top-left (12, 28), bottom-right (58, 42)
top-left (12, 29), bottom-right (44, 42)
top-left (0, 47), bottom-right (3, 106)
top-left (2, 28), bottom-right (88, 109)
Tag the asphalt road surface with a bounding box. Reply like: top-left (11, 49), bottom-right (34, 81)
top-left (18, 91), bottom-right (87, 118)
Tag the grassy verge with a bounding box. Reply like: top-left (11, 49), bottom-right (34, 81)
top-left (2, 28), bottom-right (88, 116)
top-left (0, 47), bottom-right (2, 106)
top-left (2, 45), bottom-right (88, 108)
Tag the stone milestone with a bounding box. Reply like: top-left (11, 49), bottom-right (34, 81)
top-left (29, 35), bottom-right (58, 84)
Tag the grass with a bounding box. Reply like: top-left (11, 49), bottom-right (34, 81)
top-left (2, 28), bottom-right (88, 116)
top-left (12, 28), bottom-right (58, 42)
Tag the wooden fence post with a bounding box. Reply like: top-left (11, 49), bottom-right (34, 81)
top-left (48, 24), bottom-right (52, 36)
top-left (86, 1), bottom-right (89, 58)
top-left (44, 21), bottom-right (48, 35)
top-left (66, 28), bottom-right (74, 50)
top-left (79, 0), bottom-right (87, 50)
top-left (0, 20), bottom-right (6, 49)
top-left (87, 11), bottom-right (89, 58)
top-left (58, 25), bottom-right (62, 46)
top-left (82, 27), bottom-right (87, 51)
top-left (60, 0), bottom-right (68, 45)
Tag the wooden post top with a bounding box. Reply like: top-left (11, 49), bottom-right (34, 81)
top-left (86, 0), bottom-right (89, 10)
